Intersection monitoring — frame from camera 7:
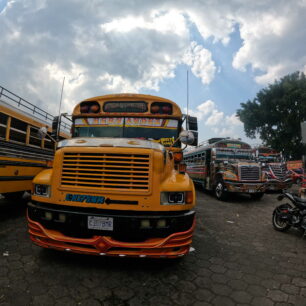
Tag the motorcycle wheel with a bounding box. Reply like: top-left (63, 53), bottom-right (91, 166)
top-left (272, 208), bottom-right (291, 232)
top-left (215, 180), bottom-right (228, 201)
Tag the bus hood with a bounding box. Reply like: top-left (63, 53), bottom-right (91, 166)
top-left (57, 137), bottom-right (165, 151)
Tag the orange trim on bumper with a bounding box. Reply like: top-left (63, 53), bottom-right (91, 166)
top-left (27, 214), bottom-right (196, 258)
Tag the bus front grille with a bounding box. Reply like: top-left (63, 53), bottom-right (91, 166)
top-left (270, 164), bottom-right (287, 180)
top-left (61, 152), bottom-right (151, 192)
top-left (239, 165), bottom-right (260, 181)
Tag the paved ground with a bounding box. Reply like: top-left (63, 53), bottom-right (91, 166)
top-left (0, 188), bottom-right (306, 306)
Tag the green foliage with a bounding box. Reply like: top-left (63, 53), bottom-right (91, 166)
top-left (237, 71), bottom-right (306, 159)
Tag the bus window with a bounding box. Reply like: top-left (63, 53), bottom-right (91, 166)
top-left (9, 117), bottom-right (27, 144)
top-left (29, 126), bottom-right (42, 147)
top-left (0, 85), bottom-right (71, 200)
top-left (0, 112), bottom-right (8, 139)
top-left (43, 135), bottom-right (54, 150)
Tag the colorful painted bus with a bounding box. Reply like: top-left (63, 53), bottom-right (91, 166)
top-left (0, 86), bottom-right (70, 200)
top-left (28, 94), bottom-right (198, 258)
top-left (184, 138), bottom-right (266, 200)
top-left (254, 146), bottom-right (292, 191)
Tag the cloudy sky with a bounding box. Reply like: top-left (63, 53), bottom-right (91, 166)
top-left (1, 0), bottom-right (306, 144)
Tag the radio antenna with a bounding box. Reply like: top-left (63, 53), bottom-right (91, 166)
top-left (58, 76), bottom-right (65, 117)
top-left (56, 76), bottom-right (65, 140)
top-left (186, 69), bottom-right (189, 130)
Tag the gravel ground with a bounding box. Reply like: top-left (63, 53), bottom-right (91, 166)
top-left (0, 187), bottom-right (306, 306)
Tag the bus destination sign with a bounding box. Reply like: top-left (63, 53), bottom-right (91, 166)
top-left (104, 101), bottom-right (147, 113)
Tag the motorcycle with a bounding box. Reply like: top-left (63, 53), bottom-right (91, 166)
top-left (272, 192), bottom-right (306, 235)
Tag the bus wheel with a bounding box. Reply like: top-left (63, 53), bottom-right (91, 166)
top-left (215, 181), bottom-right (228, 201)
top-left (3, 192), bottom-right (24, 201)
top-left (250, 192), bottom-right (264, 200)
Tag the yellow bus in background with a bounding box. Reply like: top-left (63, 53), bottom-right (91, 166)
top-left (0, 86), bottom-right (70, 200)
top-left (28, 93), bottom-right (198, 258)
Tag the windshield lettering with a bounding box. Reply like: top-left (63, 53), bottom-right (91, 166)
top-left (74, 117), bottom-right (179, 147)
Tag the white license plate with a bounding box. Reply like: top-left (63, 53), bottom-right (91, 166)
top-left (248, 189), bottom-right (255, 193)
top-left (88, 216), bottom-right (113, 231)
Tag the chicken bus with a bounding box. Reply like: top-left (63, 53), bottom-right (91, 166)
top-left (27, 94), bottom-right (198, 258)
top-left (0, 86), bottom-right (70, 200)
top-left (184, 138), bottom-right (266, 200)
top-left (254, 146), bottom-right (292, 191)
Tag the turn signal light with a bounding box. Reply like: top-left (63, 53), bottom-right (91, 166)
top-left (178, 163), bottom-right (187, 174)
top-left (150, 102), bottom-right (172, 114)
top-left (173, 152), bottom-right (183, 162)
top-left (80, 101), bottom-right (100, 113)
top-left (185, 191), bottom-right (193, 204)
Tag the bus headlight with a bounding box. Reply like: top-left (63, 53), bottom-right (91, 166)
top-left (160, 192), bottom-right (185, 205)
top-left (34, 184), bottom-right (51, 197)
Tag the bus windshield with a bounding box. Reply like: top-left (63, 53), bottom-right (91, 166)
top-left (258, 155), bottom-right (282, 162)
top-left (215, 148), bottom-right (253, 161)
top-left (73, 117), bottom-right (179, 147)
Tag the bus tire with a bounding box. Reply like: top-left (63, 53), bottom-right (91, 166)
top-left (215, 180), bottom-right (228, 201)
top-left (3, 191), bottom-right (24, 201)
top-left (250, 192), bottom-right (264, 200)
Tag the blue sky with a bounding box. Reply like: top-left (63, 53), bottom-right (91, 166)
top-left (145, 24), bottom-right (262, 114)
top-left (0, 0), bottom-right (6, 11)
top-left (0, 1), bottom-right (305, 145)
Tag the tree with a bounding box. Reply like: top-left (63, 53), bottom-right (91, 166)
top-left (237, 71), bottom-right (306, 159)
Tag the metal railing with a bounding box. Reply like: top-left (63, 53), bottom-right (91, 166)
top-left (0, 85), bottom-right (71, 132)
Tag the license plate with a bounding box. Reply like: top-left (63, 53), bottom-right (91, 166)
top-left (249, 189), bottom-right (255, 193)
top-left (88, 216), bottom-right (113, 231)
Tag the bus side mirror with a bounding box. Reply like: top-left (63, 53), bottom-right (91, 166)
top-left (187, 116), bottom-right (198, 131)
top-left (190, 131), bottom-right (198, 146)
top-left (186, 116), bottom-right (198, 146)
top-left (179, 131), bottom-right (196, 146)
top-left (51, 116), bottom-right (60, 139)
top-left (37, 126), bottom-right (48, 139)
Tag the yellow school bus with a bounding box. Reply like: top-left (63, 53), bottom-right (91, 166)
top-left (28, 93), bottom-right (198, 258)
top-left (0, 86), bottom-right (70, 200)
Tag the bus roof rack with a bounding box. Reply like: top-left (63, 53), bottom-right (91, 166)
top-left (0, 85), bottom-right (71, 132)
top-left (208, 137), bottom-right (227, 144)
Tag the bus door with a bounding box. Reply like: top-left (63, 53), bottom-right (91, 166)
top-left (205, 149), bottom-right (212, 189)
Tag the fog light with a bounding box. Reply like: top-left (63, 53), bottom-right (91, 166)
top-left (45, 212), bottom-right (53, 220)
top-left (157, 219), bottom-right (166, 228)
top-left (58, 213), bottom-right (66, 223)
top-left (140, 219), bottom-right (151, 229)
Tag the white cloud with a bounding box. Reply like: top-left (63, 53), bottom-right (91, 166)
top-left (101, 10), bottom-right (187, 37)
top-left (183, 42), bottom-right (217, 84)
top-left (206, 110), bottom-right (224, 126)
top-left (0, 0), bottom-right (305, 112)
top-left (231, 5), bottom-right (306, 84)
top-left (225, 113), bottom-right (243, 127)
top-left (188, 99), bottom-right (245, 141)
top-left (197, 100), bottom-right (215, 116)
top-left (0, 2), bottom-right (207, 109)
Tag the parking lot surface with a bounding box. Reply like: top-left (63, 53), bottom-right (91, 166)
top-left (1, 189), bottom-right (306, 306)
